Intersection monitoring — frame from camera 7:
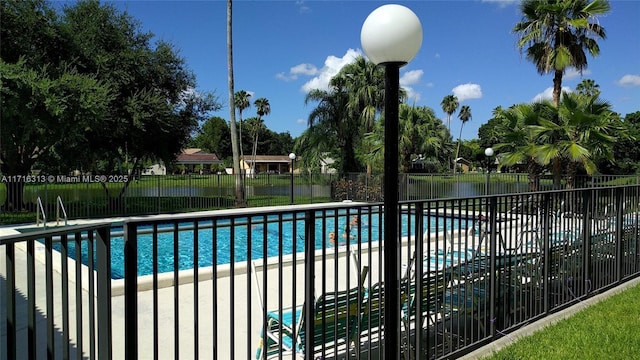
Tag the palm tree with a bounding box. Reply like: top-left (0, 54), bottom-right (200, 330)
top-left (440, 94), bottom-right (459, 134)
top-left (305, 77), bottom-right (359, 174)
top-left (576, 78), bottom-right (601, 97)
top-left (496, 103), bottom-right (547, 191)
top-left (251, 97), bottom-right (270, 175)
top-left (513, 0), bottom-right (610, 107)
top-left (365, 104), bottom-right (450, 174)
top-left (226, 0), bottom-right (246, 207)
top-left (454, 105), bottom-right (472, 173)
top-left (234, 90), bottom-right (251, 160)
top-left (339, 56), bottom-right (385, 175)
top-left (534, 92), bottom-right (620, 188)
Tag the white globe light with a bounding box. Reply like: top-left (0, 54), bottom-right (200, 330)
top-left (360, 4), bottom-right (423, 65)
top-left (485, 148), bottom-right (494, 157)
top-left (289, 153), bottom-right (296, 160)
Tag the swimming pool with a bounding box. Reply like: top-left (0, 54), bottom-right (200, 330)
top-left (50, 210), bottom-right (470, 279)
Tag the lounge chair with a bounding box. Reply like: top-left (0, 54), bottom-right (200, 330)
top-left (255, 266), bottom-right (369, 359)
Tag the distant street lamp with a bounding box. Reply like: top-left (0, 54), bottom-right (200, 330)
top-left (289, 152), bottom-right (296, 205)
top-left (361, 4), bottom-right (422, 358)
top-left (485, 147), bottom-right (494, 195)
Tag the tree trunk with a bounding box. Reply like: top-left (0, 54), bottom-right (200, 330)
top-left (553, 70), bottom-right (563, 107)
top-left (552, 157), bottom-right (562, 190)
top-left (565, 161), bottom-right (577, 189)
top-left (2, 180), bottom-right (27, 211)
top-left (1, 157), bottom-right (35, 211)
top-left (227, 0), bottom-right (246, 207)
top-left (527, 157), bottom-right (541, 192)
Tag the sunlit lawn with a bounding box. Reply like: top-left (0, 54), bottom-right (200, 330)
top-left (483, 282), bottom-right (640, 360)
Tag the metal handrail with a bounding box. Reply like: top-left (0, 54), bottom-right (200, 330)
top-left (56, 195), bottom-right (68, 226)
top-left (36, 196), bottom-right (47, 228)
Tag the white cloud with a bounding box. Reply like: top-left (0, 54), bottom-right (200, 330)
top-left (617, 74), bottom-right (640, 87)
top-left (276, 63), bottom-right (319, 81)
top-left (301, 48), bottom-right (361, 93)
top-left (296, 0), bottom-right (310, 13)
top-left (291, 63), bottom-right (319, 76)
top-left (531, 86), bottom-right (572, 103)
top-left (296, 118), bottom-right (306, 124)
top-left (481, 0), bottom-right (518, 8)
top-left (452, 83), bottom-right (483, 102)
top-left (400, 70), bottom-right (424, 103)
top-left (564, 68), bottom-right (592, 81)
top-left (400, 69), bottom-right (423, 86)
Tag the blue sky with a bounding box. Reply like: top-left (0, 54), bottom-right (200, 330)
top-left (107, 0), bottom-right (640, 140)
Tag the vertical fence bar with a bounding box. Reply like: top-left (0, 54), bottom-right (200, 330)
top-left (96, 226), bottom-right (112, 360)
top-left (5, 242), bottom-right (16, 360)
top-left (44, 236), bottom-right (55, 360)
top-left (488, 196), bottom-right (498, 339)
top-left (245, 217), bottom-right (252, 359)
top-left (173, 223), bottom-right (180, 359)
top-left (152, 224), bottom-right (159, 360)
top-left (211, 219), bottom-right (219, 360)
top-left (124, 223), bottom-right (138, 359)
top-left (61, 235), bottom-right (70, 360)
top-left (28, 238), bottom-right (38, 360)
top-left (193, 221), bottom-right (200, 359)
top-left (87, 231), bottom-right (96, 360)
top-left (74, 232), bottom-right (84, 360)
top-left (304, 209), bottom-right (316, 357)
top-left (541, 193), bottom-right (551, 314)
top-left (615, 187), bottom-right (625, 285)
top-left (229, 218), bottom-right (236, 360)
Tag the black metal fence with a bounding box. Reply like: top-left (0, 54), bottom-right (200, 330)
top-left (3, 173), bottom-right (639, 224)
top-left (2, 185), bottom-right (640, 359)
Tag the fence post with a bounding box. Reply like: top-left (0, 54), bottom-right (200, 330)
top-left (303, 209), bottom-right (316, 356)
top-left (124, 223), bottom-right (138, 359)
top-left (615, 187), bottom-right (625, 284)
top-left (541, 192), bottom-right (551, 315)
top-left (488, 196), bottom-right (498, 338)
top-left (581, 189), bottom-right (592, 295)
top-left (96, 226), bottom-right (113, 360)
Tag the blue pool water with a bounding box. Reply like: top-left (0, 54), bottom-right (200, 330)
top-left (53, 211), bottom-right (469, 279)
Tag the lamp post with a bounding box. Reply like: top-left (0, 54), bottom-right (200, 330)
top-left (289, 152), bottom-right (296, 205)
top-left (361, 5), bottom-right (422, 358)
top-left (485, 147), bottom-right (494, 195)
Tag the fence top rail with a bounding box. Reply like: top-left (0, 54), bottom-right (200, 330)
top-left (122, 201), bottom-right (373, 226)
top-left (0, 222), bottom-right (112, 245)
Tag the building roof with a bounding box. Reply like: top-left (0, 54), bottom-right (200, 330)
top-left (176, 151), bottom-right (220, 164)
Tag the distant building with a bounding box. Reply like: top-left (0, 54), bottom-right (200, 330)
top-left (455, 157), bottom-right (471, 173)
top-left (240, 155), bottom-right (294, 176)
top-left (320, 156), bottom-right (337, 174)
top-left (143, 149), bottom-right (222, 175)
top-left (175, 149), bottom-right (222, 174)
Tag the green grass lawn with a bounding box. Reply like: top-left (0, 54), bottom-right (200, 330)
top-left (483, 282), bottom-right (640, 360)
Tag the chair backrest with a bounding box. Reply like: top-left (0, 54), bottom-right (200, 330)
top-left (297, 266), bottom-right (369, 354)
top-left (361, 282), bottom-right (385, 332)
top-left (405, 269), bottom-right (452, 320)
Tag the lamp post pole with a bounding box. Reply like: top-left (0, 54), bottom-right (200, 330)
top-left (485, 147), bottom-right (494, 195)
top-left (361, 5), bottom-right (422, 358)
top-left (289, 153), bottom-right (296, 205)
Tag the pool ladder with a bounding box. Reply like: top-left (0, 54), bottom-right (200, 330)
top-left (36, 196), bottom-right (68, 229)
